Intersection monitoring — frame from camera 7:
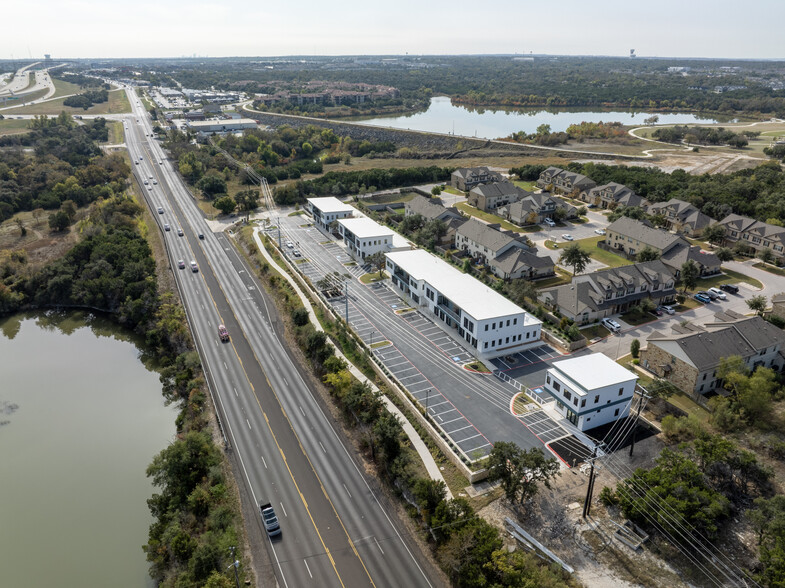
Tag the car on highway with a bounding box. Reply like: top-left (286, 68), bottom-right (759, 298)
top-left (190, 261), bottom-right (198, 272)
top-left (143, 180), bottom-right (148, 185)
top-left (601, 318), bottom-right (622, 333)
top-left (720, 283), bottom-right (739, 294)
top-left (158, 160), bottom-right (163, 165)
top-left (198, 233), bottom-right (205, 240)
top-left (259, 503), bottom-right (281, 537)
top-left (177, 228), bottom-right (184, 236)
top-left (153, 180), bottom-right (157, 185)
top-left (594, 228), bottom-right (606, 235)
top-left (659, 305), bottom-right (675, 315)
top-left (293, 249), bottom-right (301, 258)
top-left (139, 156), bottom-right (143, 160)
top-left (543, 218), bottom-right (556, 227)
top-left (177, 259), bottom-right (185, 269)
top-left (708, 287), bottom-right (727, 300)
top-left (218, 324), bottom-right (229, 342)
top-left (147, 186), bottom-right (152, 191)
top-left (135, 160), bottom-right (139, 165)
top-left (561, 234), bottom-right (574, 241)
top-left (694, 292), bottom-right (711, 303)
top-left (157, 207), bottom-right (164, 214)
top-left (164, 224), bottom-right (170, 232)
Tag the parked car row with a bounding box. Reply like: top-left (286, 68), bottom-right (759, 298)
top-left (694, 284), bottom-right (738, 304)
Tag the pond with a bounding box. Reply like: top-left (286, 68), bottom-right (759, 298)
top-left (0, 311), bottom-right (176, 588)
top-left (351, 96), bottom-right (736, 140)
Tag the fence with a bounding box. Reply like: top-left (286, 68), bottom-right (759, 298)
top-left (493, 370), bottom-right (550, 406)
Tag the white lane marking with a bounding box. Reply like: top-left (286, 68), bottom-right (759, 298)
top-left (343, 484), bottom-right (352, 498)
top-left (303, 560), bottom-right (312, 579)
top-left (299, 405), bottom-right (305, 417)
top-left (283, 377), bottom-right (288, 386)
top-left (246, 419), bottom-right (251, 429)
top-left (375, 537), bottom-right (385, 555)
top-left (224, 361), bottom-right (228, 369)
top-left (261, 456), bottom-right (267, 469)
top-left (319, 442), bottom-right (326, 453)
top-left (280, 502), bottom-right (287, 517)
top-left (234, 387), bottom-right (238, 397)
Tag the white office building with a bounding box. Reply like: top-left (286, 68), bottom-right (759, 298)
top-left (337, 217), bottom-right (395, 260)
top-left (306, 197), bottom-right (355, 230)
top-left (385, 249), bottom-right (542, 359)
top-left (543, 354), bottom-right (637, 431)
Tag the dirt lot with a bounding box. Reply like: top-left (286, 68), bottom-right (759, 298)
top-left (0, 210), bottom-right (79, 271)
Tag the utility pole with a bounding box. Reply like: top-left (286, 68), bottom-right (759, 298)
top-left (629, 388), bottom-right (647, 457)
top-left (425, 388), bottom-right (431, 415)
top-left (228, 547), bottom-right (240, 588)
top-left (344, 281), bottom-right (349, 324)
top-left (583, 446), bottom-right (597, 519)
top-left (277, 217), bottom-right (281, 249)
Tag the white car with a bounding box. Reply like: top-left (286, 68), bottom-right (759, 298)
top-left (594, 228), bottom-right (606, 235)
top-left (561, 234), bottom-right (574, 241)
top-left (708, 287), bottom-right (727, 300)
top-left (601, 318), bottom-right (622, 333)
top-left (285, 241), bottom-right (294, 248)
top-left (543, 218), bottom-right (556, 227)
top-left (660, 305), bottom-right (675, 315)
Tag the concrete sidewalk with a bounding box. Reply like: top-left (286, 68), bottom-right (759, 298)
top-left (252, 227), bottom-right (453, 498)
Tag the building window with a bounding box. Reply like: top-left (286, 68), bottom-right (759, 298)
top-left (618, 388), bottom-right (624, 396)
top-left (703, 373), bottom-right (707, 380)
top-left (506, 337), bottom-right (509, 344)
top-left (581, 399), bottom-right (586, 408)
top-left (553, 381), bottom-right (561, 392)
top-left (546, 375), bottom-right (551, 384)
top-left (506, 320), bottom-right (510, 327)
top-left (485, 324), bottom-right (488, 331)
top-left (563, 390), bottom-right (571, 401)
top-left (492, 322), bottom-right (496, 329)
top-left (594, 395), bottom-right (599, 404)
top-left (614, 408), bottom-right (620, 417)
top-left (513, 318), bottom-right (517, 325)
top-left (484, 342), bottom-right (488, 349)
top-left (573, 397), bottom-right (578, 406)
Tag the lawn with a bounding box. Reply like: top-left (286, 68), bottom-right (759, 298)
top-left (105, 121), bottom-right (124, 145)
top-left (573, 234), bottom-right (633, 268)
top-left (753, 262), bottom-right (785, 277)
top-left (455, 202), bottom-right (526, 232)
top-left (513, 180), bottom-right (536, 191)
top-left (442, 186), bottom-right (464, 196)
top-left (697, 268), bottom-right (762, 290)
top-left (621, 307), bottom-right (657, 326)
top-left (667, 392), bottom-right (712, 425)
top-left (580, 323), bottom-right (611, 339)
top-left (51, 78), bottom-right (85, 99)
top-left (363, 191), bottom-right (416, 205)
top-left (534, 268), bottom-right (572, 289)
top-left (360, 271), bottom-right (387, 284)
top-left (0, 118), bottom-right (30, 136)
top-left (5, 89), bottom-right (131, 115)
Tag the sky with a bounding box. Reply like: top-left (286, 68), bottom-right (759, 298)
top-left (5, 0), bottom-right (785, 60)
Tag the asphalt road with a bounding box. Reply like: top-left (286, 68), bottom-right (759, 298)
top-left (123, 91), bottom-right (438, 588)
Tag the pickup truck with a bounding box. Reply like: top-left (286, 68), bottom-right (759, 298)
top-left (259, 502), bottom-right (281, 537)
top-left (218, 324), bottom-right (229, 342)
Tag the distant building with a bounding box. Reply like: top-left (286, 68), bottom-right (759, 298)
top-left (467, 182), bottom-right (523, 211)
top-left (716, 214), bottom-right (785, 260)
top-left (543, 354), bottom-right (637, 430)
top-left (586, 182), bottom-right (645, 210)
top-left (450, 167), bottom-right (504, 192)
top-left (536, 167), bottom-right (596, 199)
top-left (186, 119), bottom-right (258, 135)
top-left (306, 197), bottom-right (355, 230)
top-left (647, 199), bottom-right (714, 237)
top-left (386, 249), bottom-right (542, 359)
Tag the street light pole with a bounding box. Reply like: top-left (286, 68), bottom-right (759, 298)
top-left (425, 388), bottom-right (431, 416)
top-left (228, 547), bottom-right (240, 588)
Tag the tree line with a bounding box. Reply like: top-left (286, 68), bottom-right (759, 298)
top-left (652, 125), bottom-right (756, 148)
top-left (63, 88), bottom-right (109, 110)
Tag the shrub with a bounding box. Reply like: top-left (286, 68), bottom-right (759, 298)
top-left (599, 486), bottom-right (619, 506)
top-left (291, 307), bottom-right (309, 326)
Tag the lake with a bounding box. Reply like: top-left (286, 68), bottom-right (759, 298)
top-left (0, 311), bottom-right (176, 588)
top-left (351, 96), bottom-right (735, 140)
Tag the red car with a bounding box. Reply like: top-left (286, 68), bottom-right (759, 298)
top-left (218, 325), bottom-right (229, 342)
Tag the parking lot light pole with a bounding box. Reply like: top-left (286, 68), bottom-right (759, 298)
top-left (425, 388), bottom-right (431, 415)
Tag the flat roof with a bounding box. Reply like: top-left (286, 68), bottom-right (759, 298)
top-left (338, 217), bottom-right (392, 239)
top-left (386, 249), bottom-right (534, 322)
top-left (549, 354), bottom-right (637, 392)
top-left (306, 196), bottom-right (355, 214)
top-left (187, 119), bottom-right (257, 127)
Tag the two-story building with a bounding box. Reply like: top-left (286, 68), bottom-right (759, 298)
top-left (307, 196), bottom-right (355, 230)
top-left (716, 213), bottom-right (785, 261)
top-left (404, 195), bottom-right (467, 245)
top-left (640, 312), bottom-right (785, 396)
top-left (586, 182), bottom-right (645, 210)
top-left (455, 218), bottom-right (530, 263)
top-left (385, 249), bottom-right (542, 359)
top-left (536, 167), bottom-right (596, 199)
top-left (543, 354), bottom-right (637, 430)
top-left (538, 260), bottom-right (677, 324)
top-left (467, 182), bottom-right (525, 212)
top-left (498, 192), bottom-right (576, 225)
top-left (451, 167), bottom-right (504, 191)
top-left (337, 217), bottom-right (406, 261)
top-left (647, 199), bottom-right (714, 237)
top-left (606, 217), bottom-right (721, 277)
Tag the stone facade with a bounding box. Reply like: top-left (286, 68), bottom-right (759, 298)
top-left (640, 344), bottom-right (700, 394)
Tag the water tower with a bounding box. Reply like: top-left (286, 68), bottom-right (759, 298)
top-left (630, 49), bottom-right (636, 58)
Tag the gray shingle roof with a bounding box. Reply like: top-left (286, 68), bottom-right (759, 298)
top-left (405, 195), bottom-right (462, 221)
top-left (607, 217), bottom-right (686, 253)
top-left (456, 218), bottom-right (517, 253)
top-left (494, 248), bottom-right (554, 274)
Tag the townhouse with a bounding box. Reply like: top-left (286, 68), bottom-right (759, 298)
top-left (716, 214), bottom-right (785, 261)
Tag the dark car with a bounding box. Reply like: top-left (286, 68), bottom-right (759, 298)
top-left (703, 289), bottom-right (719, 300)
top-left (198, 233), bottom-right (205, 240)
top-left (720, 283), bottom-right (739, 294)
top-left (694, 293), bottom-right (711, 303)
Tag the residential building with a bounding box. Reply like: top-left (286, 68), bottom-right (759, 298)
top-left (586, 182), bottom-right (645, 209)
top-left (536, 167), bottom-right (596, 199)
top-left (538, 260), bottom-right (677, 324)
top-left (498, 192), bottom-right (576, 225)
top-left (640, 313), bottom-right (785, 395)
top-left (716, 214), bottom-right (785, 260)
top-left (450, 167), bottom-right (504, 191)
top-left (770, 293), bottom-right (785, 322)
top-left (306, 197), bottom-right (355, 230)
top-left (337, 217), bottom-right (397, 261)
top-left (606, 217), bottom-right (720, 277)
top-left (647, 199), bottom-right (714, 237)
top-left (493, 248), bottom-right (555, 280)
top-left (385, 249), bottom-right (542, 359)
top-left (467, 182), bottom-right (524, 211)
top-left (455, 218), bottom-right (530, 263)
top-left (404, 195), bottom-right (463, 223)
top-left (543, 354), bottom-right (637, 430)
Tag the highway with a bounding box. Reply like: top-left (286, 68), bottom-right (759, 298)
top-left (122, 90), bottom-right (438, 588)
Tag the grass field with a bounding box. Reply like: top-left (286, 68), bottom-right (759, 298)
top-left (5, 89), bottom-right (131, 115)
top-left (696, 268), bottom-right (762, 290)
top-left (105, 120), bottom-right (124, 145)
top-left (512, 180), bottom-right (536, 191)
top-left (454, 202), bottom-right (537, 233)
top-left (51, 78), bottom-right (85, 99)
top-left (0, 118), bottom-right (30, 136)
top-left (572, 234), bottom-right (633, 268)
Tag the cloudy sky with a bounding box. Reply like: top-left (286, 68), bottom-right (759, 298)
top-left (4, 0), bottom-right (784, 60)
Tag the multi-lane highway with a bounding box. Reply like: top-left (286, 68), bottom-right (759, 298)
top-left (122, 90), bottom-right (438, 588)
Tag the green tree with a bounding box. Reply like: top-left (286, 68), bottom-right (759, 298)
top-left (48, 210), bottom-right (71, 231)
top-left (630, 338), bottom-right (640, 358)
top-left (462, 258), bottom-right (472, 274)
top-left (413, 478), bottom-right (447, 526)
top-left (679, 259), bottom-right (700, 293)
top-left (196, 174), bottom-right (227, 199)
top-left (636, 246), bottom-right (660, 262)
top-left (213, 196), bottom-right (236, 215)
top-left (487, 442), bottom-right (559, 506)
top-left (366, 251), bottom-right (386, 278)
top-left (714, 247), bottom-right (734, 262)
top-left (559, 243), bottom-right (591, 276)
top-left (747, 294), bottom-right (767, 316)
top-left (759, 248), bottom-right (776, 265)
top-left (702, 223), bottom-right (726, 246)
top-left (431, 185), bottom-right (442, 196)
top-left (234, 189), bottom-right (260, 221)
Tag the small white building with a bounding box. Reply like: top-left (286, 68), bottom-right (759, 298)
top-left (306, 197), bottom-right (355, 230)
top-left (186, 119), bottom-right (258, 134)
top-left (337, 217), bottom-right (394, 261)
top-left (543, 354), bottom-right (637, 431)
top-left (385, 249), bottom-right (542, 359)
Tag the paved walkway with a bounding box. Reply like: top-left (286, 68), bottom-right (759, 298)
top-left (252, 227), bottom-right (453, 497)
